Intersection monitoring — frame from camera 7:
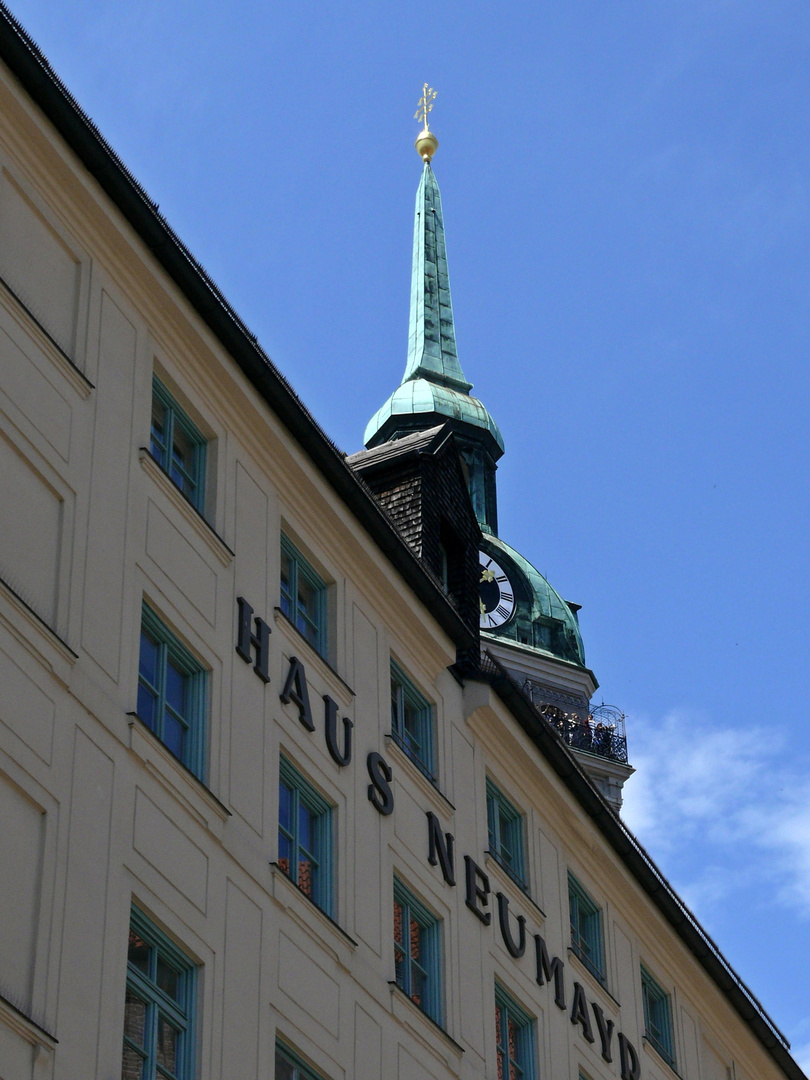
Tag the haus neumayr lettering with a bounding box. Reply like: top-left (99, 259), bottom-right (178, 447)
top-left (237, 596), bottom-right (642, 1080)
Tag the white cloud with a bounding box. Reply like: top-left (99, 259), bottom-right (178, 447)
top-left (621, 709), bottom-right (810, 919)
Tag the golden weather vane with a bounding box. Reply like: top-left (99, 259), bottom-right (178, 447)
top-left (414, 83), bottom-right (438, 131)
top-left (414, 83), bottom-right (439, 162)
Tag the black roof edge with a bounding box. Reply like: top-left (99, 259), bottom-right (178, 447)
top-left (0, 5), bottom-right (475, 655)
top-left (477, 656), bottom-right (806, 1080)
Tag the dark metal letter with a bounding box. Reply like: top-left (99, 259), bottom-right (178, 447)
top-left (570, 982), bottom-right (595, 1043)
top-left (279, 656), bottom-right (314, 730)
top-left (496, 892), bottom-right (526, 958)
top-left (464, 856), bottom-right (491, 925)
top-left (591, 1001), bottom-right (615, 1063)
top-left (618, 1033), bottom-right (640, 1080)
top-left (323, 695), bottom-right (353, 766)
top-left (236, 596), bottom-right (271, 682)
top-left (426, 812), bottom-right (455, 886)
top-left (367, 752), bottom-right (394, 815)
top-left (534, 934), bottom-right (566, 1010)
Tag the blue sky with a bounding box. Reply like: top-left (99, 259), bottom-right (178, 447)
top-left (10, 0), bottom-right (810, 1066)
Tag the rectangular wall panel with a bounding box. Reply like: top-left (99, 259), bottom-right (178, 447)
top-left (0, 644), bottom-right (55, 764)
top-left (278, 933), bottom-right (340, 1039)
top-left (0, 318), bottom-right (71, 461)
top-left (228, 463), bottom-right (268, 832)
top-left (133, 789), bottom-right (209, 912)
top-left (80, 291), bottom-right (136, 680)
top-left (0, 170), bottom-right (80, 358)
top-left (353, 1005), bottom-right (381, 1080)
top-left (145, 500), bottom-right (216, 625)
top-left (220, 880), bottom-right (262, 1079)
top-left (0, 431), bottom-right (61, 624)
top-left (0, 774), bottom-right (45, 1012)
top-left (57, 729), bottom-right (113, 1077)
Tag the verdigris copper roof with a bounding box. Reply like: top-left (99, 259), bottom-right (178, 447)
top-left (364, 162), bottom-right (503, 452)
top-left (483, 534), bottom-right (586, 667)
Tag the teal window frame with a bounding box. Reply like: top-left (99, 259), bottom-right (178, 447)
top-left (568, 872), bottom-right (605, 984)
top-left (150, 376), bottom-right (207, 512)
top-left (495, 983), bottom-right (536, 1080)
top-left (393, 878), bottom-right (442, 1025)
top-left (137, 604), bottom-right (207, 780)
top-left (641, 965), bottom-right (676, 1069)
top-left (280, 535), bottom-right (328, 657)
top-left (123, 906), bottom-right (196, 1080)
top-left (278, 757), bottom-right (333, 915)
top-left (486, 779), bottom-right (527, 889)
top-left (390, 660), bottom-right (435, 780)
top-left (275, 1041), bottom-right (326, 1080)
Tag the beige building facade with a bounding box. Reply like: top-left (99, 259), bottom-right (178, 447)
top-left (0, 9), bottom-right (804, 1080)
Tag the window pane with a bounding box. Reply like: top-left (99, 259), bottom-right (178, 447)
top-left (394, 944), bottom-right (405, 989)
top-left (390, 679), bottom-right (400, 731)
top-left (410, 962), bottom-right (425, 1006)
top-left (123, 987), bottom-right (148, 1047)
top-left (122, 1042), bottom-right (146, 1080)
top-left (150, 398), bottom-right (166, 466)
top-left (137, 683), bottom-right (157, 729)
top-left (151, 380), bottom-right (206, 511)
top-left (279, 781), bottom-right (292, 832)
top-left (298, 855), bottom-right (314, 898)
top-left (274, 1050), bottom-right (296, 1080)
top-left (393, 899), bottom-right (404, 947)
top-left (280, 549), bottom-right (292, 618)
top-left (394, 884), bottom-right (440, 1024)
top-left (298, 802), bottom-right (313, 854)
top-left (279, 760), bottom-right (331, 915)
top-left (138, 608), bottom-right (206, 779)
top-left (296, 574), bottom-right (318, 626)
top-left (165, 660), bottom-right (185, 713)
top-left (156, 1014), bottom-right (179, 1073)
top-left (409, 915), bottom-right (421, 963)
top-left (156, 956), bottom-right (179, 1001)
top-left (125, 911), bottom-right (195, 1080)
top-left (162, 710), bottom-right (186, 761)
top-left (278, 832), bottom-right (291, 877)
top-left (390, 663), bottom-right (433, 776)
top-left (128, 930), bottom-right (150, 975)
top-left (171, 426), bottom-right (195, 486)
top-left (139, 632), bottom-right (159, 685)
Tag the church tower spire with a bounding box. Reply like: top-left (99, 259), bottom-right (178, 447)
top-left (364, 86), bottom-right (504, 533)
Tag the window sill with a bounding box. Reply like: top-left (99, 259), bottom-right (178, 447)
top-left (385, 734), bottom-right (455, 814)
top-left (389, 981), bottom-right (464, 1059)
top-left (274, 606), bottom-right (355, 701)
top-left (139, 449), bottom-right (234, 566)
top-left (127, 713), bottom-right (230, 835)
top-left (642, 1036), bottom-right (681, 1077)
top-left (0, 991), bottom-right (58, 1050)
top-left (0, 574), bottom-right (77, 667)
top-left (270, 861), bottom-right (357, 956)
top-left (484, 849), bottom-right (529, 895)
top-left (484, 852), bottom-right (545, 920)
top-left (567, 947), bottom-right (621, 1010)
top-left (0, 272), bottom-right (94, 395)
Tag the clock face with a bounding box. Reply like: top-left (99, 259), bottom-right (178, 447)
top-left (479, 551), bottom-right (515, 629)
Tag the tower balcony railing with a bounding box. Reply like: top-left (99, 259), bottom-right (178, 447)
top-left (520, 683), bottom-right (629, 766)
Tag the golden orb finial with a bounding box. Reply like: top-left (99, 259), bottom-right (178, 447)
top-left (414, 83), bottom-right (439, 162)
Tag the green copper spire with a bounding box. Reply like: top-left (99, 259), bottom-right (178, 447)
top-left (364, 160), bottom-right (504, 458)
top-left (403, 161), bottom-right (471, 393)
top-left (364, 99), bottom-right (504, 532)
